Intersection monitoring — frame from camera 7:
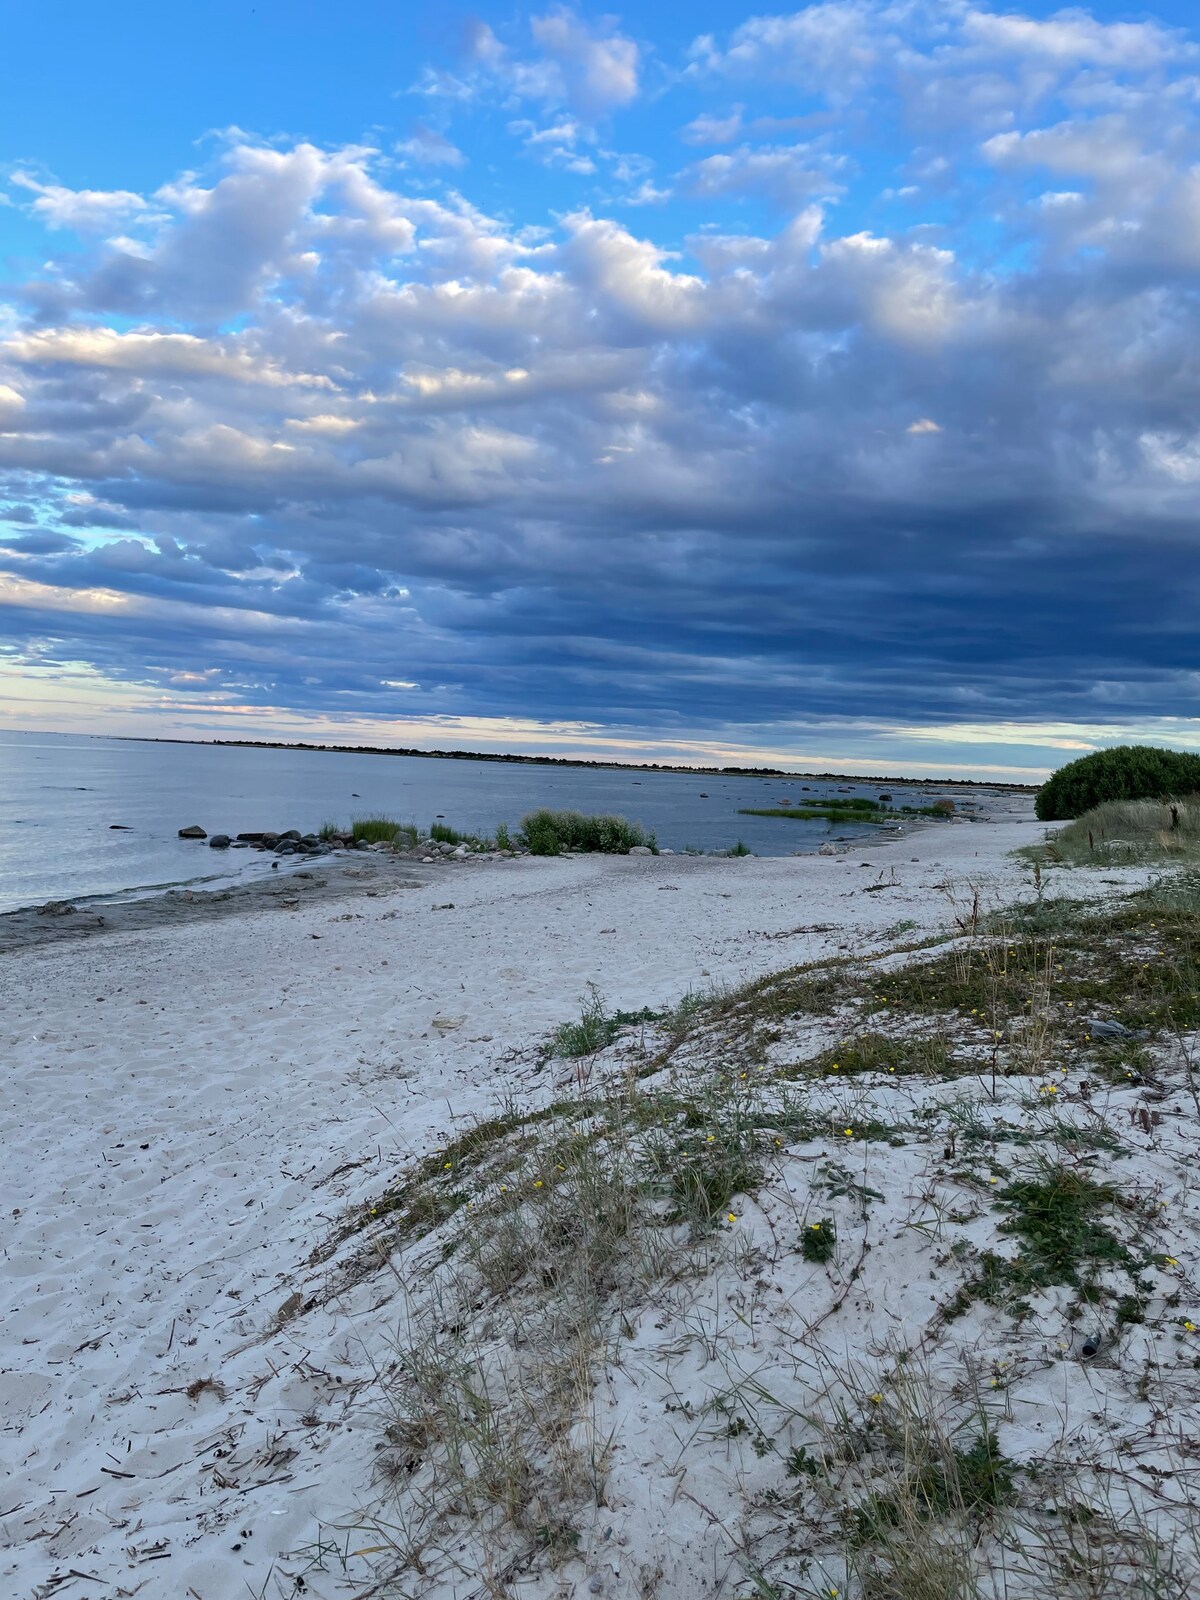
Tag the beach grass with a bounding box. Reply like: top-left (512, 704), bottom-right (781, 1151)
top-left (1027, 797), bottom-right (1200, 868)
top-left (740, 797), bottom-right (948, 826)
top-left (351, 815), bottom-right (419, 847)
top-left (520, 808), bottom-right (656, 856)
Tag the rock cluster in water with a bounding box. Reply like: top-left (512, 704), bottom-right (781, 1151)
top-left (177, 825), bottom-right (531, 863)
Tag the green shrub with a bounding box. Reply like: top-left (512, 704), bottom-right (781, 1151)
top-left (1035, 745), bottom-right (1200, 821)
top-left (494, 822), bottom-right (512, 851)
top-left (430, 821), bottom-right (464, 845)
top-left (519, 809), bottom-right (655, 856)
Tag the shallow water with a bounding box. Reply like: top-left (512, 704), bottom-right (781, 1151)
top-left (0, 731), bottom-right (953, 913)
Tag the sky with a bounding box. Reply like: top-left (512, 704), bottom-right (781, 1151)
top-left (2, 1), bottom-right (1200, 780)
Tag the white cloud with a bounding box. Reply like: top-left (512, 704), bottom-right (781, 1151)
top-left (396, 125), bottom-right (466, 168)
top-left (681, 143), bottom-right (846, 206)
top-left (681, 108), bottom-right (745, 146)
top-left (906, 417), bottom-right (941, 434)
top-left (10, 172), bottom-right (150, 232)
top-left (449, 6), bottom-right (640, 121)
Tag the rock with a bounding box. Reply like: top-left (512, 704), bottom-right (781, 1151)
top-left (236, 832), bottom-right (265, 843)
top-left (109, 823), bottom-right (132, 830)
top-left (261, 831), bottom-right (280, 848)
top-left (819, 841), bottom-right (839, 856)
top-left (208, 834), bottom-right (231, 848)
top-left (1084, 1017), bottom-right (1150, 1042)
top-left (178, 825), bottom-right (207, 839)
top-left (932, 798), bottom-right (955, 816)
top-left (453, 844), bottom-right (468, 858)
top-left (38, 900), bottom-right (77, 916)
top-left (628, 845), bottom-right (653, 856)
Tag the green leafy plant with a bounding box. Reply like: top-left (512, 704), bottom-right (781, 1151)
top-left (1035, 745), bottom-right (1200, 821)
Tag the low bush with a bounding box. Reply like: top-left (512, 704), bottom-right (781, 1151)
top-left (1035, 745), bottom-right (1200, 821)
top-left (520, 809), bottom-right (655, 856)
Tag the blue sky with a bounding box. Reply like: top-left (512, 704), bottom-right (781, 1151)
top-left (3, 1), bottom-right (1200, 779)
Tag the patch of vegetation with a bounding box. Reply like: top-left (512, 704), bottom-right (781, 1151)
top-left (789, 1030), bottom-right (964, 1081)
top-left (851, 1427), bottom-right (1017, 1546)
top-left (552, 986), bottom-right (662, 1058)
top-left (429, 820), bottom-right (465, 845)
top-left (646, 1121), bottom-right (763, 1232)
top-left (739, 796), bottom-right (947, 825)
top-left (726, 839), bottom-right (752, 856)
top-left (520, 809), bottom-right (656, 856)
top-left (351, 815), bottom-right (419, 847)
top-left (1035, 744), bottom-right (1200, 821)
top-left (801, 1218), bottom-right (836, 1263)
top-left (995, 1166), bottom-right (1135, 1287)
top-left (494, 821), bottom-right (512, 851)
top-left (1030, 797), bottom-right (1200, 868)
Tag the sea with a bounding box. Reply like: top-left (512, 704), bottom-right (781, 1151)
top-left (0, 731), bottom-right (972, 915)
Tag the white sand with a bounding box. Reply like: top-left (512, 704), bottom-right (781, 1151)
top-left (4, 817), bottom-right (1184, 1598)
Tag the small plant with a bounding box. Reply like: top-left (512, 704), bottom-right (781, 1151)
top-left (726, 839), bottom-right (752, 857)
top-left (318, 818), bottom-right (341, 840)
top-left (801, 1218), bottom-right (836, 1263)
top-left (494, 821), bottom-right (512, 851)
top-left (430, 821), bottom-right (464, 845)
top-left (551, 985), bottom-right (660, 1058)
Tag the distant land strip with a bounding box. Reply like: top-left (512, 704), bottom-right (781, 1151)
top-left (111, 736), bottom-right (1038, 790)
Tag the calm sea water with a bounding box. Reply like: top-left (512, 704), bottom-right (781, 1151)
top-left (0, 732), bottom-right (941, 914)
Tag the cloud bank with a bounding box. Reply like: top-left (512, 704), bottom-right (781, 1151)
top-left (2, 2), bottom-right (1200, 771)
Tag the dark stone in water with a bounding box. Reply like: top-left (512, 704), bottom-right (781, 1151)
top-left (178, 825), bottom-right (207, 839)
top-left (237, 832), bottom-right (265, 843)
top-left (209, 834), bottom-right (232, 848)
top-left (109, 824), bottom-right (133, 830)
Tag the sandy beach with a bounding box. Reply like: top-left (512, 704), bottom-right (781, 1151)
top-left (5, 811), bottom-right (1198, 1599)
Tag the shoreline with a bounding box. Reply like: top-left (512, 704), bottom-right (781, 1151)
top-left (0, 793), bottom-right (1026, 954)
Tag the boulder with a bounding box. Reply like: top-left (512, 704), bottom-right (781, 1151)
top-left (818, 841), bottom-right (839, 856)
top-left (628, 845), bottom-right (654, 856)
top-left (208, 834), bottom-right (231, 849)
top-left (236, 832), bottom-right (265, 844)
top-left (932, 799), bottom-right (955, 816)
top-left (261, 832), bottom-right (280, 848)
top-left (178, 825), bottom-right (207, 839)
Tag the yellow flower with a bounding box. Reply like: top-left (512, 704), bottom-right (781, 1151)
top-left (443, 1161), bottom-right (453, 1170)
top-left (811, 1222), bottom-right (822, 1230)
top-left (831, 1063), bottom-right (840, 1071)
top-left (727, 1212), bottom-right (737, 1223)
top-left (1184, 1320), bottom-right (1196, 1332)
top-left (869, 1393), bottom-right (883, 1404)
top-left (1165, 1257), bottom-right (1179, 1268)
top-left (844, 1127), bottom-right (854, 1137)
top-left (534, 1179), bottom-right (544, 1189)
